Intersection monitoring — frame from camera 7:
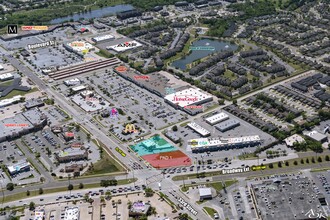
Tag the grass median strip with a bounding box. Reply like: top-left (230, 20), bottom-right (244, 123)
top-left (1, 178), bottom-right (137, 203)
top-left (203, 206), bottom-right (217, 217)
top-left (181, 179), bottom-right (237, 192)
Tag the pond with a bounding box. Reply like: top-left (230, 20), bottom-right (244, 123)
top-left (172, 38), bottom-right (238, 70)
top-left (50, 4), bottom-right (134, 24)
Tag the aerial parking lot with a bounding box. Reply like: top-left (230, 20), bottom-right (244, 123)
top-left (166, 109), bottom-right (276, 161)
top-left (83, 71), bottom-right (188, 141)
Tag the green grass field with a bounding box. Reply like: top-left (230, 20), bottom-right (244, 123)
top-left (0, 80), bottom-right (14, 87)
top-left (181, 179), bottom-right (237, 192)
top-left (83, 149), bottom-right (123, 176)
top-left (204, 207), bottom-right (217, 216)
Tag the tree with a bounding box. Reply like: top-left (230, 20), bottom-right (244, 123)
top-left (29, 202), bottom-right (35, 211)
top-left (306, 158), bottom-right (310, 163)
top-left (318, 157), bottom-right (323, 163)
top-left (312, 157), bottom-right (315, 163)
top-left (285, 161), bottom-right (289, 166)
top-left (87, 133), bottom-right (91, 142)
top-left (218, 99), bottom-right (225, 105)
top-left (268, 163), bottom-right (273, 169)
top-left (179, 213), bottom-right (189, 220)
top-left (68, 184), bottom-right (74, 191)
top-left (79, 183), bottom-right (84, 189)
top-left (172, 125), bottom-right (178, 132)
top-left (144, 188), bottom-right (154, 197)
top-left (6, 183), bottom-right (14, 191)
top-left (39, 188), bottom-right (44, 195)
top-left (293, 161), bottom-right (298, 165)
top-left (278, 161), bottom-right (282, 168)
top-left (105, 191), bottom-right (112, 200)
top-left (300, 158), bottom-right (304, 164)
top-left (325, 155), bottom-right (330, 161)
top-left (26, 190), bottom-right (30, 196)
top-left (75, 124), bottom-right (80, 132)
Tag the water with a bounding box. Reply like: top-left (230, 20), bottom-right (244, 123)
top-left (172, 38), bottom-right (238, 70)
top-left (50, 4), bottom-right (134, 24)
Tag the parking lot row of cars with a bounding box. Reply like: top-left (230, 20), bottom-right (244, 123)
top-left (54, 185), bottom-right (147, 201)
top-left (317, 174), bottom-right (330, 195)
top-left (162, 163), bottom-right (232, 175)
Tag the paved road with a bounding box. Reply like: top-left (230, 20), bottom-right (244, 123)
top-left (4, 54), bottom-right (143, 171)
top-left (174, 161), bottom-right (330, 184)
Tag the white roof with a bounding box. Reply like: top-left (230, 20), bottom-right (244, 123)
top-left (64, 78), bottom-right (80, 83)
top-left (92, 35), bottom-right (115, 42)
top-left (187, 122), bottom-right (210, 136)
top-left (164, 88), bottom-right (212, 108)
top-left (188, 135), bottom-right (261, 149)
top-left (303, 130), bottom-right (327, 141)
top-left (34, 210), bottom-right (45, 220)
top-left (107, 40), bottom-right (142, 52)
top-left (0, 95), bottom-right (22, 107)
top-left (199, 188), bottom-right (212, 197)
top-left (80, 90), bottom-right (94, 97)
top-left (72, 85), bottom-right (86, 92)
top-left (205, 112), bottom-right (229, 124)
top-left (7, 160), bottom-right (30, 173)
top-left (284, 134), bottom-right (305, 147)
top-left (67, 41), bottom-right (94, 52)
top-left (0, 73), bottom-right (13, 80)
top-left (64, 207), bottom-right (80, 220)
top-left (0, 64), bottom-right (3, 69)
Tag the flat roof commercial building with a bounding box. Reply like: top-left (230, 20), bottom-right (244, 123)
top-left (64, 41), bottom-right (94, 56)
top-left (56, 146), bottom-right (88, 163)
top-left (205, 112), bottom-right (229, 125)
top-left (92, 35), bottom-right (115, 43)
top-left (24, 98), bottom-right (45, 109)
top-left (64, 78), bottom-right (80, 86)
top-left (164, 88), bottom-right (213, 109)
top-left (7, 160), bottom-right (31, 176)
top-left (0, 108), bottom-right (47, 142)
top-left (303, 130), bottom-right (328, 143)
top-left (71, 85), bottom-right (86, 93)
top-left (0, 73), bottom-right (14, 81)
top-left (187, 122), bottom-right (211, 137)
top-left (107, 40), bottom-right (143, 52)
top-left (129, 201), bottom-right (151, 217)
top-left (199, 188), bottom-right (212, 200)
top-left (188, 135), bottom-right (261, 153)
top-left (0, 95), bottom-right (23, 108)
top-left (215, 119), bottom-right (240, 132)
top-left (284, 134), bottom-right (305, 147)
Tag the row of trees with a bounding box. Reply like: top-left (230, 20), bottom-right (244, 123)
top-left (268, 155), bottom-right (330, 168)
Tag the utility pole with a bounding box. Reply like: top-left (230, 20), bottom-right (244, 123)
top-left (68, 174), bottom-right (71, 197)
top-left (195, 156), bottom-right (199, 178)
